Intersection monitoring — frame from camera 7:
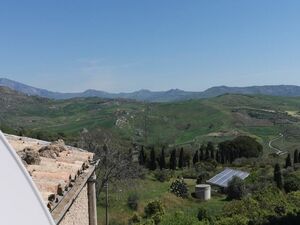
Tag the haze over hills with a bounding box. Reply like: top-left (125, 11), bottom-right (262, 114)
top-left (2, 77), bottom-right (300, 102)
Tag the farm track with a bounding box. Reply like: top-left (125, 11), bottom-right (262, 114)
top-left (268, 133), bottom-right (287, 155)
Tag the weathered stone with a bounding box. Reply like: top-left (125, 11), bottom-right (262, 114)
top-left (57, 184), bottom-right (64, 196)
top-left (17, 147), bottom-right (41, 165)
top-left (38, 139), bottom-right (67, 159)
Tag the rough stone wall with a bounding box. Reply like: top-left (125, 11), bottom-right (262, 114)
top-left (59, 185), bottom-right (89, 225)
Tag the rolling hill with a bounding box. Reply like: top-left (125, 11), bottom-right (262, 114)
top-left (3, 78), bottom-right (300, 102)
top-left (1, 86), bottom-right (300, 154)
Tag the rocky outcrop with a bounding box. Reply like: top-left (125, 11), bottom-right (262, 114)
top-left (38, 139), bottom-right (67, 159)
top-left (17, 147), bottom-right (41, 165)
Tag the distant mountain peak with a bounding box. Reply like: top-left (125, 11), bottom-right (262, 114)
top-left (2, 77), bottom-right (300, 102)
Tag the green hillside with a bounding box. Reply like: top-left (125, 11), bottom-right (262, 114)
top-left (1, 87), bottom-right (300, 153)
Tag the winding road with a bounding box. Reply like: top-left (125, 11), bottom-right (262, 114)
top-left (268, 133), bottom-right (287, 155)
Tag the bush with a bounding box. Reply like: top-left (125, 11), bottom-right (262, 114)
top-left (287, 191), bottom-right (300, 209)
top-left (216, 215), bottom-right (249, 225)
top-left (226, 176), bottom-right (246, 200)
top-left (170, 179), bottom-right (189, 198)
top-left (195, 161), bottom-right (217, 173)
top-left (144, 200), bottom-right (165, 224)
top-left (197, 207), bottom-right (211, 221)
top-left (196, 172), bottom-right (210, 184)
top-left (160, 211), bottom-right (210, 225)
top-left (180, 168), bottom-right (198, 179)
top-left (284, 175), bottom-right (300, 193)
top-left (222, 187), bottom-right (294, 224)
top-left (154, 169), bottom-right (173, 182)
top-left (128, 193), bottom-right (139, 210)
top-left (128, 213), bottom-right (141, 224)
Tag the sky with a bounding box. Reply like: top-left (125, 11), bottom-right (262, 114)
top-left (1, 0), bottom-right (300, 93)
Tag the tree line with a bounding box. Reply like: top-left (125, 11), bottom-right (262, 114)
top-left (138, 136), bottom-right (263, 171)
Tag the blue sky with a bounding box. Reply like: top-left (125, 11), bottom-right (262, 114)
top-left (1, 0), bottom-right (300, 92)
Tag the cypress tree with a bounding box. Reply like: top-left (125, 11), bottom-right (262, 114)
top-left (193, 150), bottom-right (199, 165)
top-left (169, 149), bottom-right (177, 170)
top-left (207, 142), bottom-right (215, 160)
top-left (274, 163), bottom-right (283, 190)
top-left (285, 153), bottom-right (292, 168)
top-left (138, 145), bottom-right (146, 166)
top-left (178, 148), bottom-right (184, 169)
top-left (216, 151), bottom-right (220, 163)
top-left (159, 147), bottom-right (166, 169)
top-left (210, 148), bottom-right (215, 160)
top-left (205, 148), bottom-right (210, 160)
top-left (221, 151), bottom-right (225, 164)
top-left (200, 145), bottom-right (205, 161)
top-left (294, 149), bottom-right (299, 164)
top-left (149, 148), bottom-right (157, 170)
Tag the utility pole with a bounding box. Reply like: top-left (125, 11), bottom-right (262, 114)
top-left (105, 181), bottom-right (109, 225)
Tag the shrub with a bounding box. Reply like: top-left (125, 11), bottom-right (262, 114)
top-left (180, 168), bottom-right (198, 179)
top-left (154, 169), bottom-right (173, 182)
top-left (196, 172), bottom-right (210, 184)
top-left (226, 176), bottom-right (246, 200)
top-left (216, 215), bottom-right (249, 225)
top-left (222, 187), bottom-right (294, 224)
top-left (127, 193), bottom-right (139, 210)
top-left (197, 207), bottom-right (211, 221)
top-left (287, 191), bottom-right (300, 209)
top-left (284, 175), bottom-right (300, 193)
top-left (160, 211), bottom-right (210, 225)
top-left (128, 213), bottom-right (141, 224)
top-left (195, 161), bottom-right (217, 173)
top-left (170, 179), bottom-right (189, 198)
top-left (144, 200), bottom-right (164, 225)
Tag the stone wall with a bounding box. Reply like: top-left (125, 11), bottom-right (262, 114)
top-left (59, 185), bottom-right (89, 225)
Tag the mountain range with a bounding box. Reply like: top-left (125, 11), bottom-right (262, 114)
top-left (2, 77), bottom-right (300, 102)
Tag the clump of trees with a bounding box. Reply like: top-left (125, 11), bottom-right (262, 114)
top-left (218, 136), bottom-right (263, 163)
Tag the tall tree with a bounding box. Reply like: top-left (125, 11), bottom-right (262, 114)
top-left (215, 151), bottom-right (220, 163)
top-left (274, 163), bottom-right (283, 190)
top-left (294, 149), bottom-right (299, 164)
top-left (285, 153), bottom-right (292, 168)
top-left (205, 148), bottom-right (210, 160)
top-left (184, 153), bottom-right (191, 168)
top-left (138, 145), bottom-right (146, 166)
top-left (169, 149), bottom-right (177, 170)
top-left (159, 147), bottom-right (166, 169)
top-left (79, 129), bottom-right (138, 198)
top-left (193, 150), bottom-right (199, 165)
top-left (149, 148), bottom-right (157, 170)
top-left (200, 145), bottom-right (205, 161)
top-left (178, 148), bottom-right (184, 169)
top-left (207, 142), bottom-right (215, 160)
top-left (221, 151), bottom-right (225, 164)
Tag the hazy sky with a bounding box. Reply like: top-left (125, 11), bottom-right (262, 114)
top-left (1, 0), bottom-right (300, 92)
